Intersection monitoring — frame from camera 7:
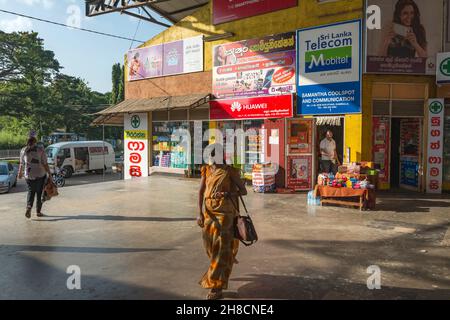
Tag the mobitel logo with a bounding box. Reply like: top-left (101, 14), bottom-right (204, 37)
top-left (305, 46), bottom-right (352, 74)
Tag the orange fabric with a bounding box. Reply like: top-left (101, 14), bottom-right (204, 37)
top-left (318, 186), bottom-right (367, 198)
top-left (200, 165), bottom-right (240, 290)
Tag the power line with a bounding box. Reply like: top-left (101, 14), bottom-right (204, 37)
top-left (129, 8), bottom-right (142, 49)
top-left (0, 9), bottom-right (146, 43)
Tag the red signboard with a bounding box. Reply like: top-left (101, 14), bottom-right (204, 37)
top-left (287, 155), bottom-right (312, 191)
top-left (213, 0), bottom-right (298, 25)
top-left (210, 95), bottom-right (293, 120)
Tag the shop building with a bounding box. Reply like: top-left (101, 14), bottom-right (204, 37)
top-left (93, 0), bottom-right (450, 193)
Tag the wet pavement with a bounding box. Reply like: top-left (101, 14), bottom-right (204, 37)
top-left (0, 175), bottom-right (449, 300)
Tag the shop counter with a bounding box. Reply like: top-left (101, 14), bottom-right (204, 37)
top-left (315, 185), bottom-right (376, 211)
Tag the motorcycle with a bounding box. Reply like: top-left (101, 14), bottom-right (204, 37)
top-left (51, 167), bottom-right (66, 188)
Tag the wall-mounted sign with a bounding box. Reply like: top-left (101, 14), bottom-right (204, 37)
top-left (426, 99), bottom-right (444, 194)
top-left (437, 52), bottom-right (450, 84)
top-left (124, 113), bottom-right (148, 180)
top-left (212, 0), bottom-right (297, 25)
top-left (372, 117), bottom-right (390, 184)
top-left (365, 0), bottom-right (443, 75)
top-left (287, 155), bottom-right (312, 191)
top-left (210, 94), bottom-right (293, 120)
top-left (213, 32), bottom-right (296, 99)
top-left (288, 119), bottom-right (313, 154)
top-left (127, 36), bottom-right (203, 81)
top-left (297, 20), bottom-right (362, 115)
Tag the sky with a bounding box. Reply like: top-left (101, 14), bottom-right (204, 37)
top-left (0, 0), bottom-right (169, 93)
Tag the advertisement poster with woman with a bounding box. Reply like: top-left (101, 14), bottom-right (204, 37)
top-left (212, 32), bottom-right (296, 99)
top-left (366, 0), bottom-right (443, 75)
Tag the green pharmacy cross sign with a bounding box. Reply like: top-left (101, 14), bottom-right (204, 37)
top-left (131, 115), bottom-right (141, 128)
top-left (440, 58), bottom-right (450, 77)
top-left (429, 101), bottom-right (443, 115)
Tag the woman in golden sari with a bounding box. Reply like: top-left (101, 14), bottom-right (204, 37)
top-left (197, 149), bottom-right (247, 300)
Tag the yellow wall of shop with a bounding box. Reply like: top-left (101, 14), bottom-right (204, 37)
top-left (131, 0), bottom-right (363, 71)
top-left (345, 114), bottom-right (363, 163)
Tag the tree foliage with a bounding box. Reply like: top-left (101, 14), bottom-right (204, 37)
top-left (0, 31), bottom-right (118, 143)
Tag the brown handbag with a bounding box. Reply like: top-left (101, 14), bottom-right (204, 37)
top-left (230, 194), bottom-right (258, 247)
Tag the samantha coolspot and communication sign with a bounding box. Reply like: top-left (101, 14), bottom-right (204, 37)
top-left (297, 20), bottom-right (362, 115)
top-left (212, 0), bottom-right (298, 25)
top-left (365, 0), bottom-right (443, 75)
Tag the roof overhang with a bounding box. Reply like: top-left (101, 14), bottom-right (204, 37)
top-left (91, 93), bottom-right (211, 126)
top-left (85, 0), bottom-right (208, 26)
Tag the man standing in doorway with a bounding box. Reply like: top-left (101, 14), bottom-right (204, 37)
top-left (320, 130), bottom-right (339, 174)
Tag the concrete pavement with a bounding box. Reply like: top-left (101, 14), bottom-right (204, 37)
top-left (0, 175), bottom-right (449, 300)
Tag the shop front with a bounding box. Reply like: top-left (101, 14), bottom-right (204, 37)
top-left (209, 94), bottom-right (293, 189)
top-left (370, 82), bottom-right (429, 191)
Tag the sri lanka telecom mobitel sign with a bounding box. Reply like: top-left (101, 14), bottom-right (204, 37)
top-left (297, 20), bottom-right (362, 115)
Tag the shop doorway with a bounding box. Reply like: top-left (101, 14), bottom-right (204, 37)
top-left (390, 118), bottom-right (422, 191)
top-left (316, 118), bottom-right (345, 170)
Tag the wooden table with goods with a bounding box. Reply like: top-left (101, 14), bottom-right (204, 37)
top-left (315, 185), bottom-right (376, 211)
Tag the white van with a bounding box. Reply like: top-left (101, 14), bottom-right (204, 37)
top-left (45, 141), bottom-right (115, 178)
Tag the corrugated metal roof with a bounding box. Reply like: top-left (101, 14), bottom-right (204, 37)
top-left (92, 93), bottom-right (211, 125)
top-left (148, 0), bottom-right (209, 23)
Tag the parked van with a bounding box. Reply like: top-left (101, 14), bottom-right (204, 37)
top-left (45, 141), bottom-right (115, 178)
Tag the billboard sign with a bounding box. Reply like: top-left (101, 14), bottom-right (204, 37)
top-left (213, 32), bottom-right (296, 99)
top-left (297, 20), bottom-right (362, 115)
top-left (127, 36), bottom-right (203, 81)
top-left (365, 0), bottom-right (443, 75)
top-left (213, 0), bottom-right (297, 25)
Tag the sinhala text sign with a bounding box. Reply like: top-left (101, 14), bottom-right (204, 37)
top-left (212, 32), bottom-right (296, 99)
top-left (426, 99), bottom-right (444, 194)
top-left (124, 113), bottom-right (149, 180)
top-left (297, 20), bottom-right (362, 115)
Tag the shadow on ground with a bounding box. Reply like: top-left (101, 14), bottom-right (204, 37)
top-left (227, 274), bottom-right (450, 300)
top-left (0, 252), bottom-right (191, 299)
top-left (32, 214), bottom-right (195, 223)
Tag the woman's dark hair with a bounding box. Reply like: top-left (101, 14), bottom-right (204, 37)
top-left (393, 0), bottom-right (427, 49)
top-left (25, 136), bottom-right (37, 153)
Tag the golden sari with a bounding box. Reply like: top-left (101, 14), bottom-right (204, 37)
top-left (200, 165), bottom-right (240, 290)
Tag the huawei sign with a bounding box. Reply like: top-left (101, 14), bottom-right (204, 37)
top-left (231, 101), bottom-right (242, 112)
top-left (230, 101), bottom-right (268, 112)
top-left (210, 95), bottom-right (293, 120)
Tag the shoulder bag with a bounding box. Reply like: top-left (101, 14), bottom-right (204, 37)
top-left (229, 193), bottom-right (258, 247)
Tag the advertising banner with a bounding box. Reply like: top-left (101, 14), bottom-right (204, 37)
top-left (366, 0), bottom-right (443, 75)
top-left (287, 155), bottom-right (312, 191)
top-left (212, 32), bottom-right (296, 99)
top-left (372, 117), bottom-right (390, 184)
top-left (426, 99), bottom-right (444, 194)
top-left (124, 113), bottom-right (148, 180)
top-left (210, 94), bottom-right (293, 120)
top-left (127, 36), bottom-right (203, 81)
top-left (297, 20), bottom-right (362, 115)
top-left (288, 119), bottom-right (313, 154)
top-left (212, 0), bottom-right (297, 25)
